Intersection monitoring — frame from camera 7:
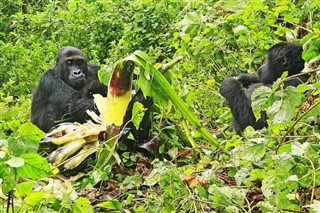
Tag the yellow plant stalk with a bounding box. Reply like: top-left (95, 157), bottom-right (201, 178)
top-left (96, 61), bottom-right (135, 126)
top-left (93, 61), bottom-right (135, 169)
top-left (104, 91), bottom-right (132, 126)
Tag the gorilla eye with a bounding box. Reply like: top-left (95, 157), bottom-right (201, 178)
top-left (77, 60), bottom-right (84, 65)
top-left (66, 60), bottom-right (72, 65)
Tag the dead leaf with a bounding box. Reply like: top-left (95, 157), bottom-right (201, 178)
top-left (183, 175), bottom-right (209, 186)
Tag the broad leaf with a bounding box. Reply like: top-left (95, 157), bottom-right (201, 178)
top-left (132, 101), bottom-right (146, 130)
top-left (8, 122), bottom-right (43, 156)
top-left (239, 143), bottom-right (266, 162)
top-left (267, 86), bottom-right (304, 125)
top-left (144, 169), bottom-right (161, 186)
top-left (20, 191), bottom-right (48, 211)
top-left (18, 122), bottom-right (45, 142)
top-left (176, 12), bottom-right (203, 36)
top-left (15, 181), bottom-right (34, 198)
top-left (0, 166), bottom-right (18, 194)
top-left (97, 200), bottom-right (123, 210)
top-left (17, 153), bottom-right (53, 179)
top-left (251, 86), bottom-right (272, 121)
top-left (70, 197), bottom-right (94, 213)
top-left (5, 157), bottom-right (24, 168)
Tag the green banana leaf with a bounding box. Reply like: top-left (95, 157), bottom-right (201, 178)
top-left (105, 51), bottom-right (219, 148)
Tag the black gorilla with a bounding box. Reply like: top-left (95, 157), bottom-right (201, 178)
top-left (220, 41), bottom-right (308, 134)
top-left (31, 46), bottom-right (107, 132)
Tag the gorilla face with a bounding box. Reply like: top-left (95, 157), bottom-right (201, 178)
top-left (56, 47), bottom-right (88, 89)
top-left (64, 57), bottom-right (87, 89)
top-left (257, 56), bottom-right (283, 84)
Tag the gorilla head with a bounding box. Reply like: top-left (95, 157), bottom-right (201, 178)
top-left (257, 41), bottom-right (305, 84)
top-left (55, 46), bottom-right (88, 89)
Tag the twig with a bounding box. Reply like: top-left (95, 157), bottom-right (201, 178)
top-left (276, 18), bottom-right (313, 34)
top-left (276, 101), bottom-right (320, 153)
top-left (281, 209), bottom-right (306, 213)
top-left (161, 56), bottom-right (183, 73)
top-left (6, 191), bottom-right (13, 213)
top-left (304, 156), bottom-right (316, 204)
top-left (279, 68), bottom-right (320, 84)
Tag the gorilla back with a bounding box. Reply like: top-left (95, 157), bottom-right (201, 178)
top-left (31, 47), bottom-right (107, 132)
top-left (220, 41), bottom-right (308, 134)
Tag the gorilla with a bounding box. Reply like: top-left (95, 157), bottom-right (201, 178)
top-left (31, 46), bottom-right (107, 132)
top-left (220, 41), bottom-right (309, 134)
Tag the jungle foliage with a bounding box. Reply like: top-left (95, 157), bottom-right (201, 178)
top-left (0, 0), bottom-right (320, 212)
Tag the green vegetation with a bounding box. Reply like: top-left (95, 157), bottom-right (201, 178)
top-left (1, 0), bottom-right (320, 212)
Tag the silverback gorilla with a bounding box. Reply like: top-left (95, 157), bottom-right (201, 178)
top-left (31, 47), bottom-right (107, 132)
top-left (220, 41), bottom-right (309, 134)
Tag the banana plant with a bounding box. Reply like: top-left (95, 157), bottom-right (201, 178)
top-left (97, 51), bottom-right (219, 148)
top-left (42, 51), bottom-right (219, 171)
top-left (96, 61), bottom-right (135, 127)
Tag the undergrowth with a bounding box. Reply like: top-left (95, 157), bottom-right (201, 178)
top-left (0, 0), bottom-right (320, 212)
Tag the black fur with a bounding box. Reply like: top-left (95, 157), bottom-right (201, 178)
top-left (220, 41), bottom-right (308, 134)
top-left (31, 47), bottom-right (107, 132)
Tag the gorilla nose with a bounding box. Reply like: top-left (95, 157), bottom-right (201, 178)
top-left (73, 69), bottom-right (83, 77)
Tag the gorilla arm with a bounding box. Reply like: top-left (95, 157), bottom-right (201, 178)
top-left (87, 63), bottom-right (108, 97)
top-left (39, 69), bottom-right (83, 110)
top-left (67, 63), bottom-right (107, 122)
top-left (228, 73), bottom-right (261, 88)
top-left (31, 69), bottom-right (95, 131)
top-left (220, 77), bottom-right (265, 134)
top-left (31, 70), bottom-right (73, 132)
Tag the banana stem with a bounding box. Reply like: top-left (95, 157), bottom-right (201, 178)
top-left (101, 61), bottom-right (135, 126)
